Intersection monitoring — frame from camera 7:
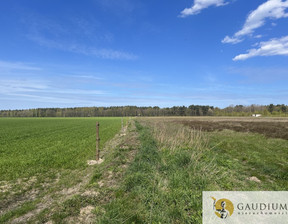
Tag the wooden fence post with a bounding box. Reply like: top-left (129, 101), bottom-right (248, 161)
top-left (96, 122), bottom-right (100, 161)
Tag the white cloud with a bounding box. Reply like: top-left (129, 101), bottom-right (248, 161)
top-left (89, 48), bottom-right (138, 60)
top-left (222, 36), bottom-right (243, 44)
top-left (0, 79), bottom-right (48, 95)
top-left (28, 34), bottom-right (137, 60)
top-left (24, 15), bottom-right (137, 61)
top-left (180, 0), bottom-right (229, 17)
top-left (223, 0), bottom-right (288, 44)
top-left (0, 78), bottom-right (106, 95)
top-left (254, 34), bottom-right (263, 39)
top-left (0, 61), bottom-right (41, 71)
top-left (69, 75), bottom-right (103, 80)
top-left (233, 35), bottom-right (288, 60)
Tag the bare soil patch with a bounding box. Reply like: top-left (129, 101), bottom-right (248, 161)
top-left (176, 117), bottom-right (288, 140)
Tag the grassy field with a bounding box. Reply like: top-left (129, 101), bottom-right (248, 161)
top-left (0, 116), bottom-right (287, 223)
top-left (94, 117), bottom-right (288, 223)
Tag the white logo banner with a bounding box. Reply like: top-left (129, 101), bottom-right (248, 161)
top-left (203, 191), bottom-right (288, 224)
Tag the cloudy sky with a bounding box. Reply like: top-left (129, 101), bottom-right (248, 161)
top-left (0, 0), bottom-right (288, 109)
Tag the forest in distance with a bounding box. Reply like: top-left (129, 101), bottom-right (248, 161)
top-left (0, 104), bottom-right (287, 117)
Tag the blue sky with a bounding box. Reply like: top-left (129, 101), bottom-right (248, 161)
top-left (0, 0), bottom-right (288, 109)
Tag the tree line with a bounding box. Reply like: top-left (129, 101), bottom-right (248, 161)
top-left (0, 104), bottom-right (287, 117)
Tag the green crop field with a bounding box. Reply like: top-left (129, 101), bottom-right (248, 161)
top-left (0, 117), bottom-right (124, 223)
top-left (0, 118), bottom-right (122, 181)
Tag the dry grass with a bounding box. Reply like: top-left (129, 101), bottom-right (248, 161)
top-left (138, 118), bottom-right (223, 188)
top-left (140, 118), bottom-right (208, 151)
